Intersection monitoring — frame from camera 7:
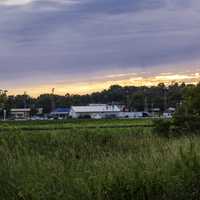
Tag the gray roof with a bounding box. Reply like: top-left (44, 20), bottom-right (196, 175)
top-left (71, 105), bottom-right (120, 113)
top-left (11, 108), bottom-right (31, 112)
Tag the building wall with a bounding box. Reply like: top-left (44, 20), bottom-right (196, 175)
top-left (70, 110), bottom-right (120, 119)
top-left (118, 112), bottom-right (143, 119)
top-left (11, 111), bottom-right (30, 119)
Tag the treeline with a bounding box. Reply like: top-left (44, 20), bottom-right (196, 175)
top-left (0, 82), bottom-right (191, 114)
top-left (155, 82), bottom-right (200, 135)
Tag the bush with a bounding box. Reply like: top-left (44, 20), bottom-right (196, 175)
top-left (153, 119), bottom-right (172, 137)
top-left (154, 116), bottom-right (200, 136)
top-left (173, 115), bottom-right (200, 134)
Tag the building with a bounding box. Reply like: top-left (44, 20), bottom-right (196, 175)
top-left (69, 104), bottom-right (120, 119)
top-left (118, 112), bottom-right (143, 119)
top-left (37, 108), bottom-right (43, 115)
top-left (163, 107), bottom-right (176, 118)
top-left (151, 108), bottom-right (161, 117)
top-left (50, 108), bottom-right (70, 119)
top-left (118, 112), bottom-right (151, 119)
top-left (10, 108), bottom-right (31, 120)
top-left (163, 112), bottom-right (173, 118)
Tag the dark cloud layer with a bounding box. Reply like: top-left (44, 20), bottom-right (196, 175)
top-left (0, 0), bottom-right (200, 91)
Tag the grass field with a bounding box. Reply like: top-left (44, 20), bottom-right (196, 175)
top-left (0, 118), bottom-right (153, 132)
top-left (0, 119), bottom-right (200, 200)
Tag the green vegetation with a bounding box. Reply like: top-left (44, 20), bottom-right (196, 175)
top-left (0, 118), bottom-right (152, 131)
top-left (1, 119), bottom-right (200, 199)
top-left (154, 83), bottom-right (200, 136)
top-left (0, 83), bottom-right (186, 115)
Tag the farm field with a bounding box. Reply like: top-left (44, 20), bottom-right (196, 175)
top-left (0, 118), bottom-right (153, 131)
top-left (0, 119), bottom-right (200, 200)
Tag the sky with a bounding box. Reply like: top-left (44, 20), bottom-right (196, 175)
top-left (1, 0), bottom-right (200, 96)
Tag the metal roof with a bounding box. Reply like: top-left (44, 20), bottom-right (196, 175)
top-left (11, 108), bottom-right (31, 112)
top-left (71, 105), bottom-right (120, 113)
top-left (51, 108), bottom-right (70, 114)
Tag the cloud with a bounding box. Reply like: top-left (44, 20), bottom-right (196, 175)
top-left (0, 0), bottom-right (200, 94)
top-left (0, 0), bottom-right (81, 7)
top-left (7, 71), bottom-right (200, 96)
top-left (0, 0), bottom-right (32, 6)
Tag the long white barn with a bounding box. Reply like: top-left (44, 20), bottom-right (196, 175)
top-left (70, 104), bottom-right (120, 119)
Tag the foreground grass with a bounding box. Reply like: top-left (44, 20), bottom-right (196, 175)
top-left (0, 125), bottom-right (200, 199)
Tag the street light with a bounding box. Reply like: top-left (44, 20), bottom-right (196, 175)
top-left (51, 88), bottom-right (55, 112)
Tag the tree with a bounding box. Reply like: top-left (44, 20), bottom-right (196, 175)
top-left (172, 83), bottom-right (200, 133)
top-left (36, 94), bottom-right (53, 114)
top-left (0, 90), bottom-right (7, 108)
top-left (0, 82), bottom-right (189, 116)
top-left (128, 93), bottom-right (145, 111)
top-left (177, 83), bottom-right (200, 116)
top-left (0, 90), bottom-right (8, 116)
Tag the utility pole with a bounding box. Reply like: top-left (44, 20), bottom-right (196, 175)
top-left (151, 102), bottom-right (154, 113)
top-left (51, 88), bottom-right (55, 112)
top-left (23, 91), bottom-right (27, 108)
top-left (3, 109), bottom-right (6, 121)
top-left (144, 88), bottom-right (148, 112)
top-left (164, 88), bottom-right (168, 112)
top-left (125, 89), bottom-right (129, 111)
top-left (144, 96), bottom-right (148, 112)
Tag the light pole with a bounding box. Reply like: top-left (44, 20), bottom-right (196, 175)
top-left (163, 88), bottom-right (168, 112)
top-left (51, 88), bottom-right (55, 112)
top-left (144, 88), bottom-right (148, 112)
top-left (23, 91), bottom-right (28, 108)
top-left (3, 109), bottom-right (6, 121)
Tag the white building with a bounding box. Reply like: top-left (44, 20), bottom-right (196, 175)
top-left (10, 108), bottom-right (31, 120)
top-left (163, 107), bottom-right (176, 118)
top-left (163, 112), bottom-right (173, 118)
top-left (70, 104), bottom-right (121, 119)
top-left (118, 112), bottom-right (144, 119)
top-left (118, 112), bottom-right (151, 119)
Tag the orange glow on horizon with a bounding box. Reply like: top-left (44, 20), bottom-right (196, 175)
top-left (7, 72), bottom-right (200, 97)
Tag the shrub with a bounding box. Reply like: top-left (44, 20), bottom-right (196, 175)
top-left (173, 115), bottom-right (200, 134)
top-left (153, 119), bottom-right (172, 137)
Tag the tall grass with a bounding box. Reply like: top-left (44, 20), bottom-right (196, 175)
top-left (0, 125), bottom-right (200, 199)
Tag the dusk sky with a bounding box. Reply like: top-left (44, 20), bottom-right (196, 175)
top-left (1, 0), bottom-right (200, 96)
